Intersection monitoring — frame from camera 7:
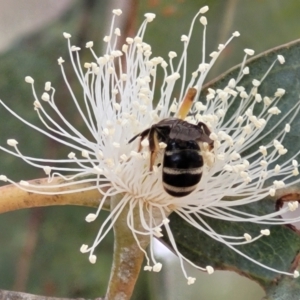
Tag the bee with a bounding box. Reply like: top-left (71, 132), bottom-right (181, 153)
top-left (128, 118), bottom-right (214, 197)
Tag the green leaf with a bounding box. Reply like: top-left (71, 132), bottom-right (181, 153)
top-left (162, 39), bottom-right (300, 299)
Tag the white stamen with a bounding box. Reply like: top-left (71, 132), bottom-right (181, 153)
top-left (244, 48), bottom-right (255, 56)
top-left (144, 266), bottom-right (153, 271)
top-left (200, 16), bottom-right (207, 25)
top-left (145, 13), bottom-right (156, 22)
top-left (86, 41), bottom-right (94, 48)
top-left (260, 229), bottom-right (270, 236)
top-left (244, 233), bottom-right (252, 241)
top-left (63, 32), bottom-right (71, 39)
top-left (0, 175), bottom-right (8, 181)
top-left (25, 76), bottom-right (34, 84)
top-left (86, 213), bottom-right (97, 222)
top-left (200, 6), bottom-right (209, 13)
top-left (277, 55), bottom-right (285, 64)
top-left (43, 166), bottom-right (52, 175)
top-left (44, 81), bottom-right (51, 91)
top-left (112, 9), bottom-right (122, 16)
top-left (153, 263), bottom-right (162, 272)
top-left (7, 139), bottom-right (18, 147)
top-left (89, 255), bottom-right (97, 264)
top-left (206, 266), bottom-right (214, 274)
top-left (187, 277), bottom-right (196, 285)
top-left (80, 244), bottom-right (88, 253)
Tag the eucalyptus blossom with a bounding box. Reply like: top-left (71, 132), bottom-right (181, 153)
top-left (0, 6), bottom-right (299, 285)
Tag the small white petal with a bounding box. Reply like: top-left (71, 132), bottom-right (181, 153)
top-left (293, 271), bottom-right (299, 278)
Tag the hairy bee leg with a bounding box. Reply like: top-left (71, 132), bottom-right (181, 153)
top-left (128, 128), bottom-right (151, 152)
top-left (176, 87), bottom-right (197, 119)
top-left (197, 122), bottom-right (214, 149)
top-left (197, 122), bottom-right (211, 136)
top-left (128, 128), bottom-right (151, 145)
top-left (148, 129), bottom-right (160, 171)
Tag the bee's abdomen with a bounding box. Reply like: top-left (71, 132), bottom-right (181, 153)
top-left (162, 140), bottom-right (203, 197)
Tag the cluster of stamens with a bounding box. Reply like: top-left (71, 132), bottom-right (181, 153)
top-left (0, 6), bottom-right (299, 284)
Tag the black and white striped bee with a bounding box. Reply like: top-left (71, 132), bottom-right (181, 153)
top-left (128, 118), bottom-right (214, 197)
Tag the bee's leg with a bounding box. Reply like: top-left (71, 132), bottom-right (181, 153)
top-left (148, 129), bottom-right (160, 171)
top-left (197, 122), bottom-right (211, 136)
top-left (128, 128), bottom-right (151, 152)
top-left (197, 122), bottom-right (214, 149)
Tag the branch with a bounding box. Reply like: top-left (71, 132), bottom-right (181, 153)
top-left (0, 177), bottom-right (110, 214)
top-left (0, 289), bottom-right (103, 300)
top-left (105, 194), bottom-right (150, 300)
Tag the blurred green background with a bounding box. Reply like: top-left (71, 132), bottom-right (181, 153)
top-left (0, 0), bottom-right (299, 299)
